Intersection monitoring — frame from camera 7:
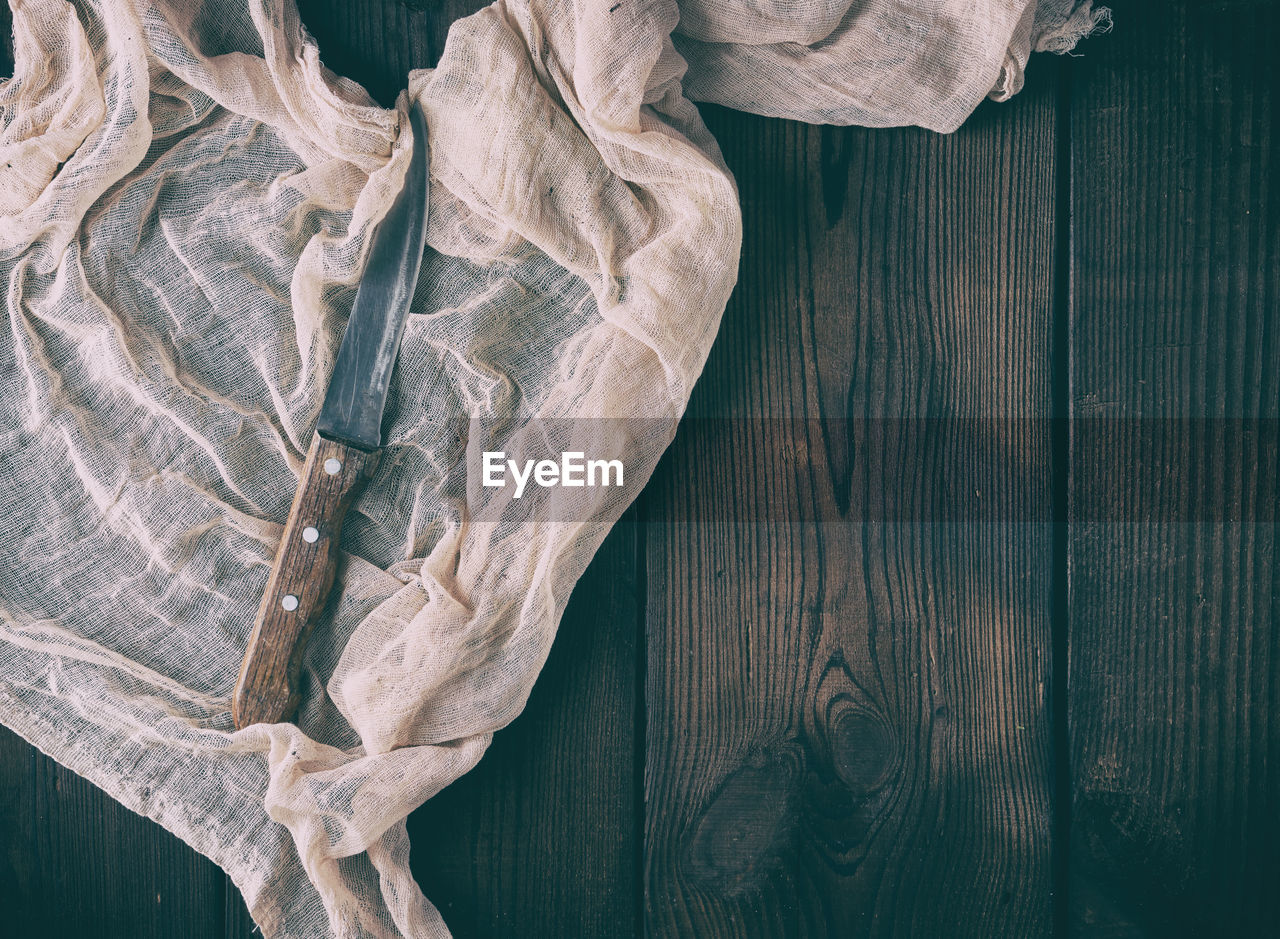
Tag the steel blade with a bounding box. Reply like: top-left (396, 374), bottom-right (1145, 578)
top-left (316, 104), bottom-right (430, 451)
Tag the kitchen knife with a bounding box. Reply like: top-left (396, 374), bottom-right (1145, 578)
top-left (232, 104), bottom-right (431, 729)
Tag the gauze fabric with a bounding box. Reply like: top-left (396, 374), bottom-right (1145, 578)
top-left (0, 0), bottom-right (1107, 935)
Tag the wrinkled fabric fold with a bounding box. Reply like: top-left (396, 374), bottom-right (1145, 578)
top-left (0, 0), bottom-right (1105, 935)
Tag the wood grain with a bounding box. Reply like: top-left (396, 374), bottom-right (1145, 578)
top-left (234, 433), bottom-right (377, 728)
top-left (0, 725), bottom-right (230, 938)
top-left (643, 76), bottom-right (1062, 936)
top-left (0, 3), bottom-right (12, 79)
top-left (295, 0), bottom-right (482, 108)
top-left (1067, 0), bottom-right (1280, 933)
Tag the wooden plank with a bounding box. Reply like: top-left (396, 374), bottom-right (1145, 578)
top-left (1, 3), bottom-right (12, 79)
top-left (643, 74), bottom-right (1062, 934)
top-left (409, 517), bottom-right (641, 937)
top-left (0, 727), bottom-right (37, 933)
top-left (0, 726), bottom-right (228, 938)
top-left (295, 0), bottom-right (473, 107)
top-left (1067, 0), bottom-right (1280, 933)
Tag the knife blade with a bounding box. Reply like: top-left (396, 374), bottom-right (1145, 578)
top-left (232, 104), bottom-right (431, 729)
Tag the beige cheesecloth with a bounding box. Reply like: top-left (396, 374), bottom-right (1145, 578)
top-left (0, 0), bottom-right (1107, 935)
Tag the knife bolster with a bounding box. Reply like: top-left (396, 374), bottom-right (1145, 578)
top-left (232, 433), bottom-right (379, 729)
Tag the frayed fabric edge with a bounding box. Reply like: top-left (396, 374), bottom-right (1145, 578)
top-left (1035, 0), bottom-right (1114, 55)
top-left (989, 1), bottom-right (1112, 102)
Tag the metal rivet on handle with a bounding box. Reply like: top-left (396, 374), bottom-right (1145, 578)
top-left (324, 458), bottom-right (342, 475)
top-left (281, 595), bottom-right (299, 611)
top-left (302, 526), bottom-right (320, 543)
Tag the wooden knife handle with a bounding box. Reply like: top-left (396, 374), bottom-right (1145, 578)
top-left (232, 433), bottom-right (378, 729)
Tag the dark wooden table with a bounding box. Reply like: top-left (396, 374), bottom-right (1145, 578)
top-left (2, 0), bottom-right (1277, 935)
